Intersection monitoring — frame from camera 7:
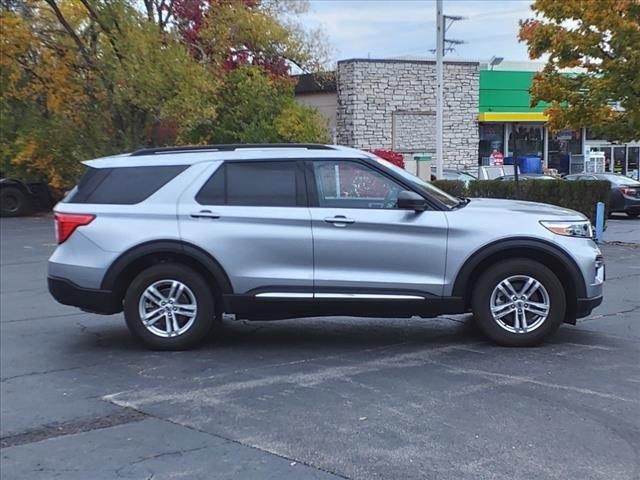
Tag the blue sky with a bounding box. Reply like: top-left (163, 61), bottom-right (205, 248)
top-left (300, 0), bottom-right (536, 64)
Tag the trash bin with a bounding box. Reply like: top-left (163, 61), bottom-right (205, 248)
top-left (517, 156), bottom-right (543, 174)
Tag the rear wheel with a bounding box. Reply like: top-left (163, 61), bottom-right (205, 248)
top-left (0, 186), bottom-right (30, 217)
top-left (471, 259), bottom-right (566, 347)
top-left (626, 211), bottom-right (639, 218)
top-left (124, 263), bottom-right (215, 350)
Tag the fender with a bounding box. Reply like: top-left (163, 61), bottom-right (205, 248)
top-left (101, 240), bottom-right (233, 294)
top-left (0, 177), bottom-right (33, 194)
top-left (451, 237), bottom-right (587, 299)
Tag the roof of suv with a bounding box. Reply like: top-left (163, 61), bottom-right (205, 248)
top-left (85, 144), bottom-right (373, 168)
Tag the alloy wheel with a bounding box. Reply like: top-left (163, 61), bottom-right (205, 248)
top-left (138, 279), bottom-right (198, 338)
top-left (489, 275), bottom-right (550, 334)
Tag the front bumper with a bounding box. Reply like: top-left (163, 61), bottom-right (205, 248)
top-left (575, 295), bottom-right (603, 319)
top-left (48, 276), bottom-right (121, 314)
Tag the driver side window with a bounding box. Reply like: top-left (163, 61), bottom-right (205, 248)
top-left (313, 160), bottom-right (404, 209)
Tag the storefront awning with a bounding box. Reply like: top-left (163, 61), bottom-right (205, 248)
top-left (478, 112), bottom-right (548, 122)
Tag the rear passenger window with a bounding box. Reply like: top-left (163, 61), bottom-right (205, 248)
top-left (196, 161), bottom-right (302, 206)
top-left (65, 166), bottom-right (186, 204)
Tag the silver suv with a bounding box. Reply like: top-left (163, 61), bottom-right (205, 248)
top-left (48, 144), bottom-right (604, 350)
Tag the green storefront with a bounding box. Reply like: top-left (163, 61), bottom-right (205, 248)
top-left (478, 70), bottom-right (639, 179)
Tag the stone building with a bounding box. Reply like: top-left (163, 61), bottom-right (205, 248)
top-left (335, 59), bottom-right (479, 170)
top-left (295, 58), bottom-right (639, 179)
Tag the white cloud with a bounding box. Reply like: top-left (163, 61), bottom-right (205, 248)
top-left (301, 0), bottom-right (536, 62)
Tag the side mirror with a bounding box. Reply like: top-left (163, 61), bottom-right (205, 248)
top-left (397, 190), bottom-right (427, 212)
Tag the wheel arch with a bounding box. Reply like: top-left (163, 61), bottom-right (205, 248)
top-left (0, 178), bottom-right (32, 194)
top-left (452, 238), bottom-right (586, 324)
top-left (101, 240), bottom-right (233, 315)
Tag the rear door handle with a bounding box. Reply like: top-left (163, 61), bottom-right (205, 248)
top-left (324, 215), bottom-right (355, 226)
top-left (191, 210), bottom-right (220, 219)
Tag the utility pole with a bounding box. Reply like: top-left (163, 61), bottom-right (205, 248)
top-left (434, 0), bottom-right (464, 179)
top-left (435, 0), bottom-right (444, 181)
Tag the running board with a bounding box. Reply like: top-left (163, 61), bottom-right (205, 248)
top-left (254, 292), bottom-right (425, 300)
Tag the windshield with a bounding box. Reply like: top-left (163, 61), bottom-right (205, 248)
top-left (372, 157), bottom-right (462, 208)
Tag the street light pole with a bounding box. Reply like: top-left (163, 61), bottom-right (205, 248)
top-left (435, 0), bottom-right (444, 180)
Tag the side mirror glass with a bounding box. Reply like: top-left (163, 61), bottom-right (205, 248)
top-left (397, 190), bottom-right (427, 212)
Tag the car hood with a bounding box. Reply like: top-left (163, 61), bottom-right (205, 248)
top-left (464, 197), bottom-right (586, 220)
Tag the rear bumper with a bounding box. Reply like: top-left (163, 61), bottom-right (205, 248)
top-left (575, 295), bottom-right (603, 319)
top-left (48, 276), bottom-right (121, 314)
top-left (621, 196), bottom-right (640, 213)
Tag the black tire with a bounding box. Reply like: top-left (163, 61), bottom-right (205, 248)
top-left (124, 263), bottom-right (215, 350)
top-left (0, 186), bottom-right (30, 217)
top-left (471, 259), bottom-right (566, 347)
top-left (626, 211), bottom-right (639, 218)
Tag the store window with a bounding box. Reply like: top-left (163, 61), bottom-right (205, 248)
top-left (628, 147), bottom-right (639, 180)
top-left (478, 123), bottom-right (505, 165)
top-left (613, 146), bottom-right (626, 175)
top-left (508, 124), bottom-right (543, 159)
top-left (548, 129), bottom-right (582, 174)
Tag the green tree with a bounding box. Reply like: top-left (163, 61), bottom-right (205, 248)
top-left (1, 0), bottom-right (330, 188)
top-left (519, 0), bottom-right (640, 141)
top-left (185, 66), bottom-right (329, 144)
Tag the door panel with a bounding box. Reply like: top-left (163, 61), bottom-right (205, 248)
top-left (311, 208), bottom-right (448, 295)
top-left (178, 161), bottom-right (313, 293)
top-left (309, 160), bottom-right (448, 296)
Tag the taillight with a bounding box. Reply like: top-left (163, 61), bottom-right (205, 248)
top-left (620, 187), bottom-right (637, 196)
top-left (54, 213), bottom-right (95, 244)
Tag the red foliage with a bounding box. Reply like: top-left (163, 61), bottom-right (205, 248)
top-left (370, 149), bottom-right (405, 169)
top-left (171, 0), bottom-right (290, 77)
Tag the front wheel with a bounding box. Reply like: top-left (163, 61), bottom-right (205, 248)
top-left (124, 263), bottom-right (215, 350)
top-left (471, 259), bottom-right (566, 347)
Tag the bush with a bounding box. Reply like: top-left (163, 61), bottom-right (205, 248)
top-left (371, 149), bottom-right (405, 169)
top-left (430, 179), bottom-right (610, 225)
top-left (431, 180), bottom-right (466, 198)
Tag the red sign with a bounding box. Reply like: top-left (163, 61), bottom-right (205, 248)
top-left (490, 150), bottom-right (504, 166)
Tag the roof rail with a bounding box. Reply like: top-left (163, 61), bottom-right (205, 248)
top-left (130, 144), bottom-right (336, 156)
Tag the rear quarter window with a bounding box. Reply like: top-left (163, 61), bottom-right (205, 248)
top-left (65, 165), bottom-right (187, 204)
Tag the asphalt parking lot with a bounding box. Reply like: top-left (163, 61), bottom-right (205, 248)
top-left (1, 215), bottom-right (639, 480)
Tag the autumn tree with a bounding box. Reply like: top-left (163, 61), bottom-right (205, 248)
top-left (1, 0), bottom-right (330, 188)
top-left (519, 0), bottom-right (640, 141)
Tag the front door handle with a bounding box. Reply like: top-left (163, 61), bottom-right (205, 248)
top-left (324, 215), bottom-right (355, 226)
top-left (191, 210), bottom-right (220, 219)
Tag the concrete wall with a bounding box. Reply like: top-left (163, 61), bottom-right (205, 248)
top-left (336, 59), bottom-right (479, 170)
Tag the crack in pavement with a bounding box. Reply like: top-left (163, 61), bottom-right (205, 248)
top-left (111, 405), bottom-right (351, 480)
top-left (114, 446), bottom-right (209, 479)
top-left (0, 408), bottom-right (148, 449)
top-left (0, 363), bottom-right (102, 383)
top-left (580, 305), bottom-right (640, 323)
top-left (0, 311), bottom-right (87, 324)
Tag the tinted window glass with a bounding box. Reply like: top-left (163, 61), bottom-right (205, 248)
top-left (197, 161), bottom-right (300, 206)
top-left (65, 165), bottom-right (186, 204)
top-left (195, 165), bottom-right (225, 205)
top-left (313, 160), bottom-right (405, 209)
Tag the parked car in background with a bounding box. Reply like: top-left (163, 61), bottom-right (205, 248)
top-left (48, 144), bottom-right (603, 350)
top-left (430, 168), bottom-right (477, 186)
top-left (495, 174), bottom-right (559, 182)
top-left (0, 175), bottom-right (54, 217)
top-left (564, 173), bottom-right (640, 218)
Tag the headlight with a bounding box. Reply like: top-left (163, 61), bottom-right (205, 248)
top-left (540, 220), bottom-right (593, 238)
